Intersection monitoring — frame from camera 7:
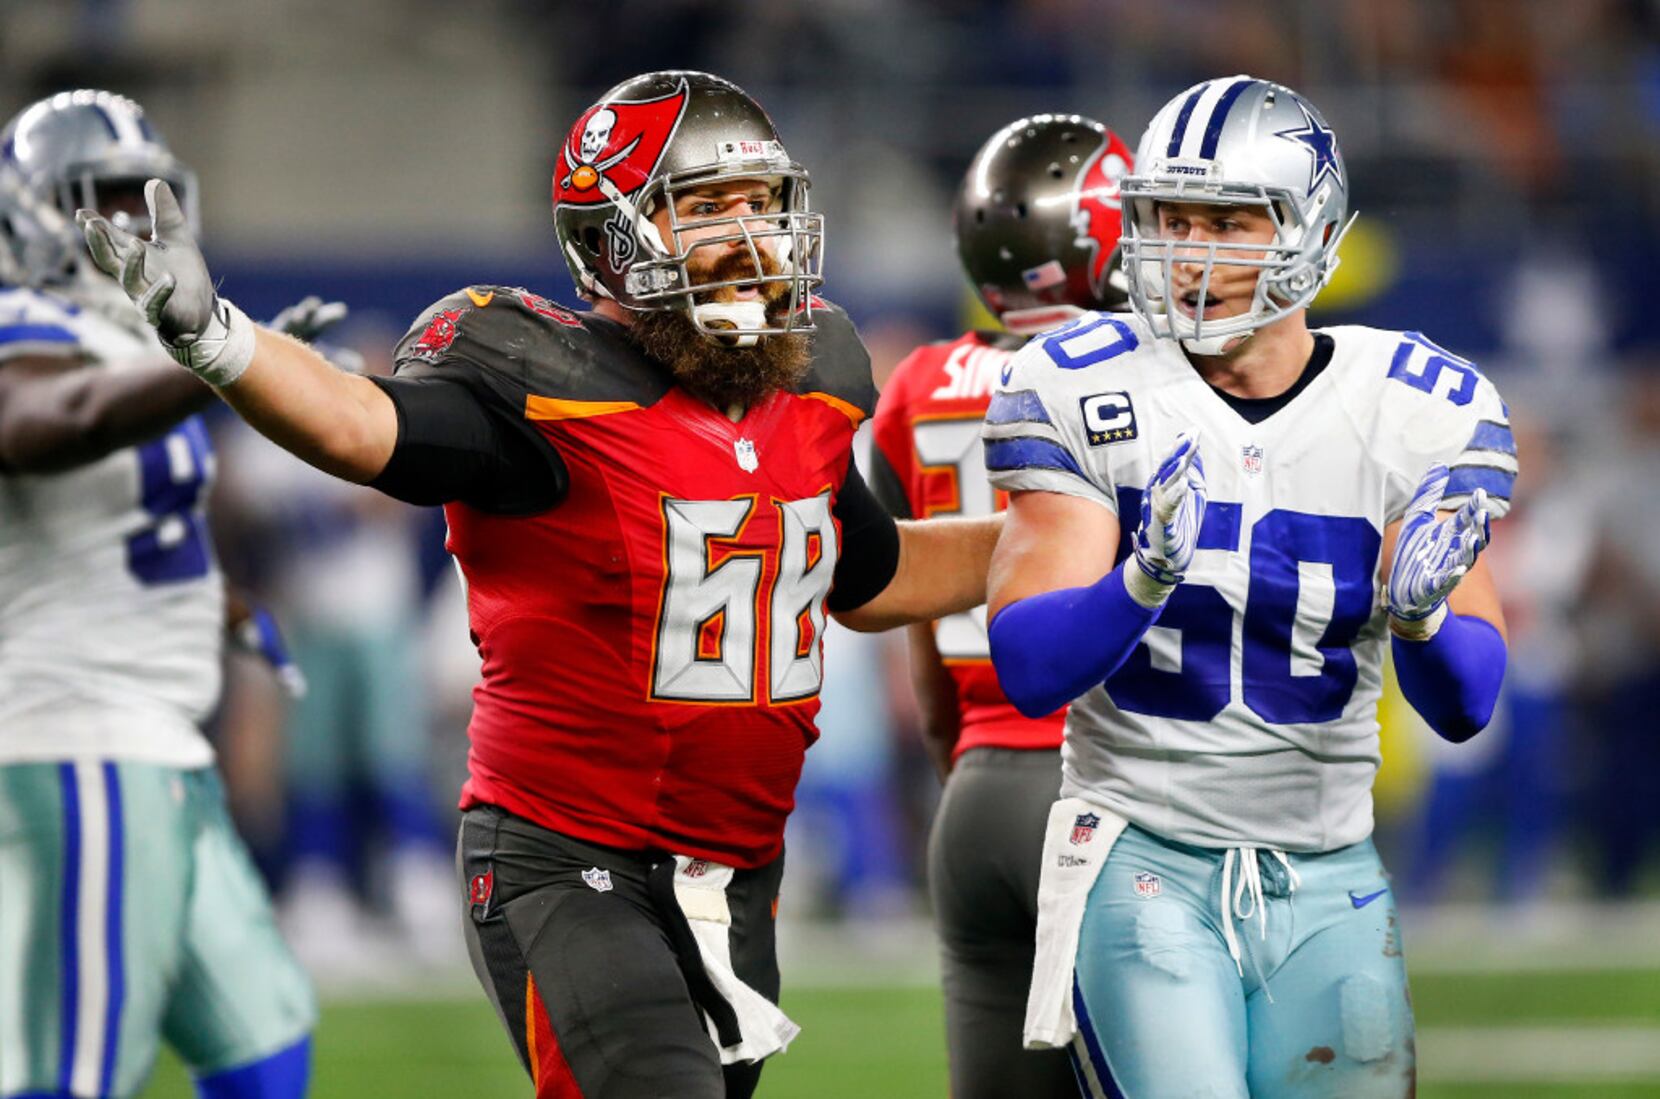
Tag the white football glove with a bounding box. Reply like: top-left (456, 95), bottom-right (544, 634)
top-left (1387, 464), bottom-right (1492, 638)
top-left (76, 179), bottom-right (256, 387)
top-left (1126, 431), bottom-right (1207, 608)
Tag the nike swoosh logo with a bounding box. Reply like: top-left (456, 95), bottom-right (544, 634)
top-left (1349, 888), bottom-right (1388, 909)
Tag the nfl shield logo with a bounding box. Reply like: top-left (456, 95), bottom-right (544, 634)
top-left (684, 859), bottom-right (709, 879)
top-left (1070, 812), bottom-right (1101, 845)
top-left (734, 437), bottom-right (759, 472)
top-left (581, 866), bottom-right (613, 893)
top-left (1133, 871), bottom-right (1162, 899)
top-left (1242, 444), bottom-right (1264, 475)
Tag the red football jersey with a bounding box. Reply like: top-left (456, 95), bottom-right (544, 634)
top-left (870, 330), bottom-right (1065, 758)
top-left (396, 287), bottom-right (875, 868)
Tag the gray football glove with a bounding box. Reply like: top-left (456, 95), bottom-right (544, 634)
top-left (268, 295), bottom-right (349, 342)
top-left (76, 179), bottom-right (255, 386)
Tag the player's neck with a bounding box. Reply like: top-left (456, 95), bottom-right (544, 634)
top-left (1183, 311), bottom-right (1316, 400)
top-left (593, 298), bottom-right (633, 326)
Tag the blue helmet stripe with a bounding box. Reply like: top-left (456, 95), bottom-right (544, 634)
top-left (1165, 85), bottom-right (1208, 158)
top-left (1199, 79), bottom-right (1256, 159)
top-left (89, 104), bottom-right (121, 140)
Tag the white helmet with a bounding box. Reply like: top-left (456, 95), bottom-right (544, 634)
top-left (1119, 76), bottom-right (1355, 354)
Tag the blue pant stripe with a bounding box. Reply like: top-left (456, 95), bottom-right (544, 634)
top-left (194, 1034), bottom-right (313, 1099)
top-left (98, 763), bottom-right (125, 1098)
top-left (56, 764), bottom-right (81, 1095)
top-left (1072, 978), bottom-right (1128, 1099)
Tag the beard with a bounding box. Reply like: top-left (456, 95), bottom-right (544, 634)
top-left (626, 249), bottom-right (811, 411)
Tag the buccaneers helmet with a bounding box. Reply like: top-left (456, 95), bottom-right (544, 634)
top-left (953, 114), bottom-right (1135, 335)
top-left (553, 71), bottom-right (823, 345)
top-left (1119, 76), bottom-right (1354, 354)
top-left (0, 90), bottom-right (198, 287)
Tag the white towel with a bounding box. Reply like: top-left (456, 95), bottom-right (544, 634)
top-left (1023, 798), bottom-right (1128, 1050)
top-left (672, 856), bottom-right (802, 1065)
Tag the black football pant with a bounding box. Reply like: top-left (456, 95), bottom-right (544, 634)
top-left (458, 805), bottom-right (784, 1099)
top-left (928, 747), bottom-right (1078, 1099)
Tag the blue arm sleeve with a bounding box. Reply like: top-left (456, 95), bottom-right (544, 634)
top-left (1391, 613), bottom-right (1507, 743)
top-left (988, 563), bottom-right (1163, 719)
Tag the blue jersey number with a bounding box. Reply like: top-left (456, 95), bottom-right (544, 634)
top-left (126, 416), bottom-right (214, 586)
top-left (1040, 315), bottom-right (1138, 370)
top-left (1386, 331), bottom-right (1482, 407)
top-left (1106, 495), bottom-right (1380, 725)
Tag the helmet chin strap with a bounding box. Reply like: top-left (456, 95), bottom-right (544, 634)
top-left (691, 300), bottom-right (767, 348)
top-left (1180, 328), bottom-right (1255, 356)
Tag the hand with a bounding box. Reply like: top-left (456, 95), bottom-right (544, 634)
top-left (1387, 464), bottom-right (1491, 632)
top-left (77, 179), bottom-right (255, 386)
top-left (229, 604), bottom-right (308, 699)
top-left (268, 295), bottom-right (349, 343)
top-left (1128, 431), bottom-right (1206, 606)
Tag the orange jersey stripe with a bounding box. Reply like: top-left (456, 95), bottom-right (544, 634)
top-left (803, 390), bottom-right (866, 426)
top-left (525, 395), bottom-right (643, 421)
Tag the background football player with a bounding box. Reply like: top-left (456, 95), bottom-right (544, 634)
top-left (982, 77), bottom-right (1512, 1097)
top-left (868, 112), bottom-right (1135, 1099)
top-left (0, 91), bottom-right (317, 1099)
top-left (76, 70), bottom-right (1005, 1099)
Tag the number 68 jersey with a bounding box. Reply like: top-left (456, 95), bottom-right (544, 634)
top-left (984, 312), bottom-right (1515, 853)
top-left (0, 288), bottom-right (222, 768)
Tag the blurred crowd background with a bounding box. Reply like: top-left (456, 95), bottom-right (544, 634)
top-left (6, 0), bottom-right (1659, 977)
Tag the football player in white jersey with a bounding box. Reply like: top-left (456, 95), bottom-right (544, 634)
top-left (982, 77), bottom-right (1512, 1098)
top-left (0, 91), bottom-right (317, 1099)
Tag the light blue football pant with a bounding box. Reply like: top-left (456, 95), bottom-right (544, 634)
top-left (0, 762), bottom-right (316, 1098)
top-left (1072, 824), bottom-right (1415, 1099)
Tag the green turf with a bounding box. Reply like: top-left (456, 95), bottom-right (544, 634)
top-left (1411, 968), bottom-right (1660, 1025)
top-left (139, 972), bottom-right (1660, 1097)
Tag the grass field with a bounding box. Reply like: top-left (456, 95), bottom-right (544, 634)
top-left (141, 966), bottom-right (1660, 1097)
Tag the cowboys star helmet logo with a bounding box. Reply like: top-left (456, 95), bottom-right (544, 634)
top-left (1275, 99), bottom-right (1342, 198)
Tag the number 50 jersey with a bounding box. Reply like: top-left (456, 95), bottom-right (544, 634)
top-left (0, 288), bottom-right (222, 767)
top-left (984, 312), bottom-right (1514, 853)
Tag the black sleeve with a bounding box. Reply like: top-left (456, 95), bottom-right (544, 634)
top-left (367, 375), bottom-right (568, 514)
top-left (866, 442), bottom-right (912, 520)
top-left (828, 457), bottom-right (902, 613)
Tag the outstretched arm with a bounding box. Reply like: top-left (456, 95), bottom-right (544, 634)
top-left (0, 352), bottom-right (212, 473)
top-left (833, 513), bottom-right (1004, 633)
top-left (76, 180), bottom-right (398, 483)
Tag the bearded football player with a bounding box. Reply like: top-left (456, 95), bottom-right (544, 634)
top-left (867, 113), bottom-right (1135, 1099)
top-left (77, 71), bottom-right (1001, 1099)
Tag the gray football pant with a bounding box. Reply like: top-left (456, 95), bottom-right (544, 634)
top-left (928, 747), bottom-right (1077, 1099)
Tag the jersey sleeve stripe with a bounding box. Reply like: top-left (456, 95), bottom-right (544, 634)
top-left (1446, 464), bottom-right (1514, 502)
top-left (1465, 419), bottom-right (1515, 457)
top-left (523, 395), bottom-right (641, 420)
top-left (0, 323), bottom-right (77, 346)
top-left (985, 436), bottom-right (1089, 480)
top-left (985, 389), bottom-right (1054, 427)
top-left (803, 390), bottom-right (868, 426)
